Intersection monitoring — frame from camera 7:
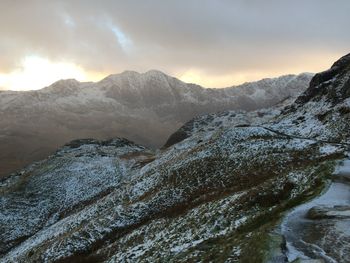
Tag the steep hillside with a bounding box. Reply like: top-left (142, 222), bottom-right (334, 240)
top-left (0, 54), bottom-right (349, 262)
top-left (0, 72), bottom-right (311, 178)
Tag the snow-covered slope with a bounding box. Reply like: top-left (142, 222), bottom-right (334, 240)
top-left (0, 71), bottom-right (312, 178)
top-left (0, 54), bottom-right (349, 262)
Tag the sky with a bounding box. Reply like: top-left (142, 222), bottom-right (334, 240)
top-left (0, 0), bottom-right (349, 91)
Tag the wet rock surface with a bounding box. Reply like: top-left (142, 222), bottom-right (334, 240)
top-left (281, 158), bottom-right (350, 263)
top-left (292, 259), bottom-right (326, 263)
top-left (306, 205), bottom-right (350, 220)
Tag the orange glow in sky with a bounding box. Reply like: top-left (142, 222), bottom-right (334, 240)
top-left (0, 52), bottom-right (344, 91)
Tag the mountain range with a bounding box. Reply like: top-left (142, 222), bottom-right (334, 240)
top-left (0, 54), bottom-right (349, 262)
top-left (0, 71), bottom-right (311, 178)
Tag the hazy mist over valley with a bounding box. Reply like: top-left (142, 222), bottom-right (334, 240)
top-left (0, 71), bottom-right (311, 178)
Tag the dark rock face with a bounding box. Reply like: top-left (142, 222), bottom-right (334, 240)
top-left (306, 205), bottom-right (350, 220)
top-left (271, 54), bottom-right (350, 145)
top-left (296, 53), bottom-right (350, 104)
top-left (163, 130), bottom-right (189, 148)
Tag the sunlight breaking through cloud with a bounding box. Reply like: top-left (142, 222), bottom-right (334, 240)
top-left (0, 56), bottom-right (103, 91)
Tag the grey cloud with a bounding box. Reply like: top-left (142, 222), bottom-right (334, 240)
top-left (0, 0), bottom-right (349, 77)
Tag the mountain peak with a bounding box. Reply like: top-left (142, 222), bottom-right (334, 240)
top-left (101, 70), bottom-right (170, 83)
top-left (42, 79), bottom-right (82, 93)
top-left (144, 69), bottom-right (169, 76)
top-left (331, 53), bottom-right (350, 69)
top-left (52, 78), bottom-right (80, 84)
top-left (101, 71), bottom-right (140, 81)
top-left (120, 70), bottom-right (140, 76)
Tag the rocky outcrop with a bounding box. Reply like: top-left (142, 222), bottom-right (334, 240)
top-left (296, 53), bottom-right (350, 104)
top-left (272, 54), bottom-right (350, 145)
top-left (292, 259), bottom-right (326, 263)
top-left (306, 205), bottom-right (350, 220)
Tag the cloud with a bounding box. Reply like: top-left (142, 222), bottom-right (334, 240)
top-left (0, 0), bottom-right (349, 88)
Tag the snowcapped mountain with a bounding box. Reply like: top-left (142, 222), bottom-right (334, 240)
top-left (0, 54), bottom-right (349, 262)
top-left (0, 71), bottom-right (311, 178)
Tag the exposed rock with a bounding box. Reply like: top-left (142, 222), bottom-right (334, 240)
top-left (333, 159), bottom-right (350, 184)
top-left (306, 205), bottom-right (350, 220)
top-left (162, 130), bottom-right (189, 148)
top-left (296, 53), bottom-right (350, 104)
top-left (292, 259), bottom-right (325, 263)
top-left (271, 55), bottom-right (350, 145)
